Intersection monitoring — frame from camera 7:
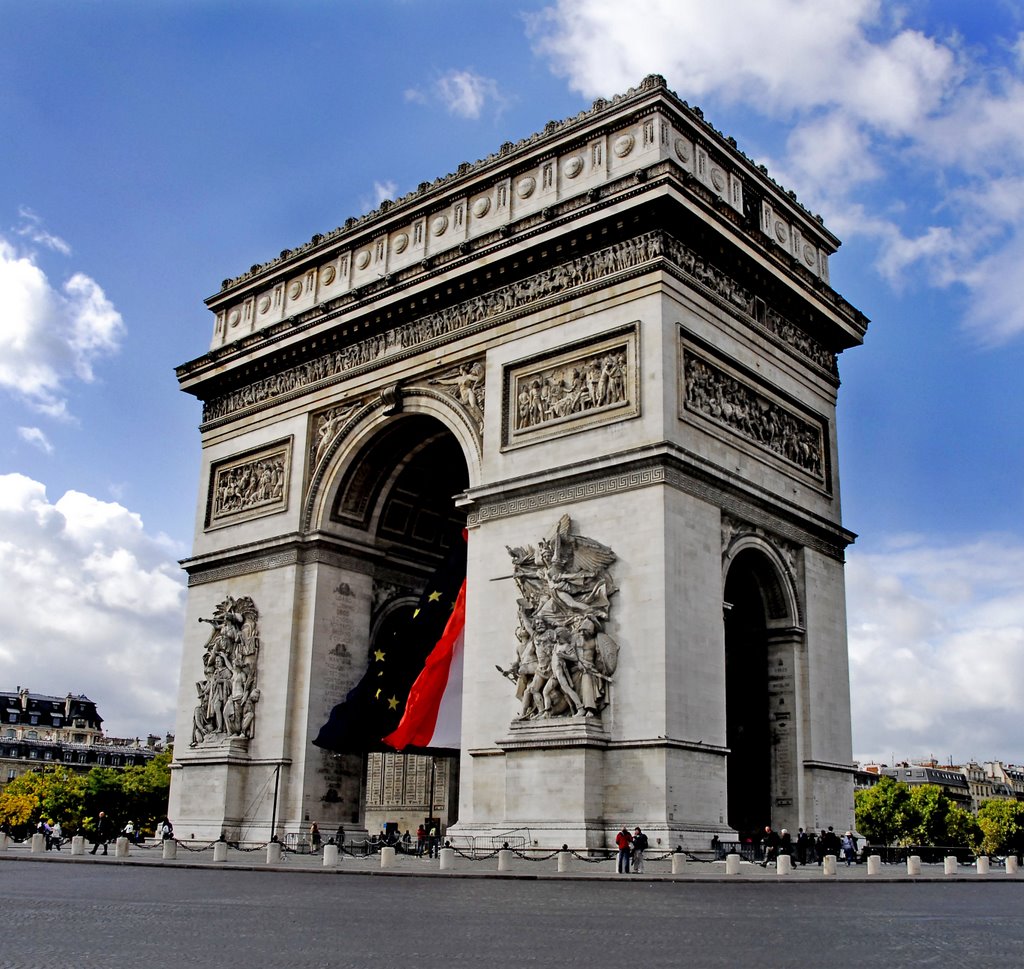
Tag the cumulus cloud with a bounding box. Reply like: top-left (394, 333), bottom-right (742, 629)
top-left (0, 473), bottom-right (185, 738)
top-left (531, 0), bottom-right (1024, 344)
top-left (0, 228), bottom-right (124, 417)
top-left (406, 69), bottom-right (505, 120)
top-left (847, 536), bottom-right (1024, 765)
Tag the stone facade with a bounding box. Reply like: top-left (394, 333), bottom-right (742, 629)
top-left (169, 76), bottom-right (867, 847)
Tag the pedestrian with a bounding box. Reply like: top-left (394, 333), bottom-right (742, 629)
top-left (841, 831), bottom-right (856, 866)
top-left (806, 830), bottom-right (818, 865)
top-left (402, 830), bottom-right (411, 853)
top-left (335, 824), bottom-right (345, 848)
top-left (760, 825), bottom-right (780, 867)
top-left (416, 824), bottom-right (426, 856)
top-left (823, 826), bottom-right (841, 861)
top-left (160, 817), bottom-right (174, 840)
top-left (428, 824), bottom-right (439, 858)
top-left (123, 819), bottom-right (135, 843)
top-left (90, 812), bottom-right (110, 855)
top-left (779, 828), bottom-right (792, 863)
top-left (310, 821), bottom-right (321, 853)
top-left (631, 826), bottom-right (648, 874)
top-left (52, 820), bottom-right (62, 851)
top-left (795, 828), bottom-right (807, 866)
top-left (615, 825), bottom-right (633, 874)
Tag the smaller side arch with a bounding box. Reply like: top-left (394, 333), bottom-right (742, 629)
top-left (722, 533), bottom-right (803, 631)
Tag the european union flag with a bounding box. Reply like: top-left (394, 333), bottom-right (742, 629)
top-left (313, 534), bottom-right (467, 753)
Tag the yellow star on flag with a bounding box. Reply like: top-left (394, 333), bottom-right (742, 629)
top-left (375, 688), bottom-right (382, 699)
top-left (387, 696), bottom-right (399, 710)
top-left (374, 649), bottom-right (385, 662)
top-left (428, 590), bottom-right (442, 602)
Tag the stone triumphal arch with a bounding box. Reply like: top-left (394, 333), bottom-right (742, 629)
top-left (169, 76), bottom-right (868, 849)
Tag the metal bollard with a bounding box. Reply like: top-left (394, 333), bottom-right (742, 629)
top-left (439, 846), bottom-right (455, 870)
top-left (71, 835), bottom-right (85, 856)
top-left (944, 855), bottom-right (958, 875)
top-left (557, 850), bottom-right (572, 873)
top-left (31, 833), bottom-right (45, 854)
top-left (725, 853), bottom-right (741, 875)
top-left (212, 841), bottom-right (227, 863)
top-left (671, 853), bottom-right (686, 875)
top-left (866, 854), bottom-right (881, 875)
top-left (115, 837), bottom-right (130, 858)
top-left (823, 855), bottom-right (837, 876)
top-left (323, 843), bottom-right (339, 867)
top-left (976, 856), bottom-right (990, 875)
top-left (906, 855), bottom-right (921, 876)
top-left (380, 846), bottom-right (396, 868)
top-left (497, 849), bottom-right (513, 871)
top-left (1006, 856), bottom-right (1019, 875)
top-left (162, 839), bottom-right (177, 861)
top-left (266, 841), bottom-right (283, 865)
top-left (776, 855), bottom-right (792, 875)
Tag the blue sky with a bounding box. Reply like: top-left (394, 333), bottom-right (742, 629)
top-left (1, 1), bottom-right (1022, 768)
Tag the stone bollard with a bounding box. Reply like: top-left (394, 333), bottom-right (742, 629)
top-left (0, 832), bottom-right (8, 852)
top-left (31, 833), bottom-right (45, 853)
top-left (266, 841), bottom-right (283, 865)
top-left (671, 852), bottom-right (686, 875)
top-left (212, 841), bottom-right (228, 863)
top-left (866, 854), bottom-right (881, 876)
top-left (380, 846), bottom-right (396, 868)
top-left (776, 854), bottom-right (792, 875)
top-left (115, 836), bottom-right (130, 858)
top-left (439, 846), bottom-right (455, 870)
top-left (1006, 856), bottom-right (1019, 875)
top-left (323, 843), bottom-right (339, 867)
top-left (497, 849), bottom-right (513, 871)
top-left (906, 855), bottom-right (921, 876)
top-left (944, 855), bottom-right (958, 875)
top-left (976, 856), bottom-right (990, 875)
top-left (162, 839), bottom-right (177, 861)
top-left (725, 853), bottom-right (741, 875)
top-left (557, 850), bottom-right (572, 873)
top-left (71, 836), bottom-right (85, 856)
top-left (823, 855), bottom-right (837, 876)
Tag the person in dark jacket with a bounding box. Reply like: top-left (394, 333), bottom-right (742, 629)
top-left (90, 812), bottom-right (110, 855)
top-left (760, 826), bottom-right (780, 867)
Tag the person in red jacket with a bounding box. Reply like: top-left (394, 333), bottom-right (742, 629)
top-left (615, 825), bottom-right (633, 874)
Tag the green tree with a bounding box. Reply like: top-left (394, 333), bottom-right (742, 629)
top-left (976, 799), bottom-right (1024, 856)
top-left (943, 803), bottom-right (981, 850)
top-left (855, 776), bottom-right (911, 845)
top-left (903, 785), bottom-right (952, 846)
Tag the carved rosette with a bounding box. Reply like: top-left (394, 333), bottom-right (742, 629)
top-left (190, 596), bottom-right (262, 748)
top-left (501, 515), bottom-right (619, 722)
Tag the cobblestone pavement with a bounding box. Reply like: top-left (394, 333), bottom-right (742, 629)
top-left (2, 847), bottom-right (1023, 969)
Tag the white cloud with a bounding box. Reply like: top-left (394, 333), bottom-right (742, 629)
top-left (0, 231), bottom-right (125, 416)
top-left (532, 0), bottom-right (1024, 345)
top-left (0, 473), bottom-right (185, 738)
top-left (373, 180), bottom-right (397, 206)
top-left (15, 208), bottom-right (71, 256)
top-left (847, 536), bottom-right (1024, 765)
top-left (17, 426), bottom-right (53, 455)
top-left (436, 69), bottom-right (500, 120)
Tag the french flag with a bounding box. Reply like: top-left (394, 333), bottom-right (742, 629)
top-left (383, 579), bottom-right (466, 751)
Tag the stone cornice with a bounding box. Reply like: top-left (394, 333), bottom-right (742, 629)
top-left (462, 441), bottom-right (855, 560)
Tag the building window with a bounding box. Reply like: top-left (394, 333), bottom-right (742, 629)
top-left (6, 769), bottom-right (14, 781)
top-left (73, 734), bottom-right (84, 743)
top-left (44, 751), bottom-right (52, 760)
top-left (29, 750), bottom-right (38, 759)
top-left (4, 729), bottom-right (13, 739)
top-left (29, 715), bottom-right (38, 725)
top-left (52, 717), bottom-right (62, 728)
top-left (26, 730), bottom-right (38, 740)
top-left (7, 714), bottom-right (15, 723)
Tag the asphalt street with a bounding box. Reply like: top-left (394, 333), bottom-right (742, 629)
top-left (1, 857), bottom-right (1022, 969)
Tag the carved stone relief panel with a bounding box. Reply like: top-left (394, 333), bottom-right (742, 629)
top-left (206, 439), bottom-right (291, 529)
top-left (309, 401), bottom-right (363, 480)
top-left (499, 515), bottom-right (619, 722)
top-left (502, 325), bottom-right (639, 449)
top-left (427, 358), bottom-right (485, 433)
top-left (681, 341), bottom-right (828, 487)
top-left (190, 595), bottom-right (261, 748)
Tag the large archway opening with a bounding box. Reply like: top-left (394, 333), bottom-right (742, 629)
top-left (723, 549), bottom-right (776, 841)
top-left (331, 412), bottom-right (470, 838)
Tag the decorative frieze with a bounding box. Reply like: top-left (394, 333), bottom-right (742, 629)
top-left (503, 326), bottom-right (638, 448)
top-left (202, 229), bottom-right (834, 424)
top-left (682, 350), bottom-right (826, 483)
top-left (207, 440), bottom-right (291, 528)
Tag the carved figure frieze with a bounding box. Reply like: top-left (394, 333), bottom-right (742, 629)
top-left (310, 402), bottom-right (362, 472)
top-left (190, 596), bottom-right (261, 747)
top-left (721, 514), bottom-right (801, 578)
top-left (683, 353), bottom-right (825, 481)
top-left (429, 360), bottom-right (485, 429)
top-left (208, 442), bottom-right (290, 526)
top-left (498, 515), bottom-right (619, 721)
top-left (202, 229), bottom-right (834, 424)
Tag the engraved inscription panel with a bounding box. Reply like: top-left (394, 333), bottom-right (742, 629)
top-left (503, 326), bottom-right (639, 448)
top-left (206, 439), bottom-right (291, 528)
top-left (682, 347), bottom-right (827, 485)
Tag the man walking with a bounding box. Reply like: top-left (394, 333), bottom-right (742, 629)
top-left (90, 812), bottom-right (110, 855)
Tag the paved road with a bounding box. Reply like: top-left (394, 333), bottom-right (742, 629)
top-left (2, 859), bottom-right (1022, 969)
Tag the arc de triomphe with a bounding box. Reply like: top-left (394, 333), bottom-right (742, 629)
top-left (169, 75), bottom-right (867, 849)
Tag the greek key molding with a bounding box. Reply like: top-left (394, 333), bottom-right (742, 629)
top-left (206, 439), bottom-right (292, 530)
top-left (201, 228), bottom-right (834, 425)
